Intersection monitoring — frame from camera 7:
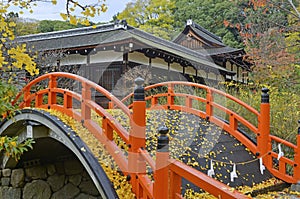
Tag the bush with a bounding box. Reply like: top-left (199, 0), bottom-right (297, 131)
top-left (225, 83), bottom-right (300, 144)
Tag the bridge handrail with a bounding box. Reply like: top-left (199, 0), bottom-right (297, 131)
top-left (13, 72), bottom-right (132, 173)
top-left (14, 72), bottom-right (131, 117)
top-left (119, 81), bottom-right (259, 117)
top-left (14, 73), bottom-right (300, 198)
top-left (168, 160), bottom-right (249, 199)
top-left (118, 81), bottom-right (300, 184)
top-left (117, 81), bottom-right (259, 154)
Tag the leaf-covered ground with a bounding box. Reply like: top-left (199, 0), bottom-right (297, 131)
top-left (107, 109), bottom-right (273, 188)
top-left (44, 108), bottom-right (300, 198)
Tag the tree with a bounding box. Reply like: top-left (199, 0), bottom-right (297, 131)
top-left (285, 4), bottom-right (300, 89)
top-left (173, 0), bottom-right (249, 48)
top-left (5, 12), bottom-right (39, 36)
top-left (0, 0), bottom-right (107, 160)
top-left (37, 20), bottom-right (85, 33)
top-left (225, 0), bottom-right (300, 142)
top-left (231, 0), bottom-right (300, 90)
top-left (15, 18), bottom-right (39, 36)
top-left (116, 0), bottom-right (176, 40)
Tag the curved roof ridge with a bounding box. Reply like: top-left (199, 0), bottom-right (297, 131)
top-left (191, 22), bottom-right (223, 43)
top-left (16, 23), bottom-right (117, 42)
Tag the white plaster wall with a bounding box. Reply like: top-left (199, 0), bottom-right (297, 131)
top-left (226, 61), bottom-right (231, 71)
top-left (128, 51), bottom-right (149, 66)
top-left (197, 69), bottom-right (207, 78)
top-left (208, 72), bottom-right (216, 80)
top-left (185, 66), bottom-right (196, 76)
top-left (90, 51), bottom-right (123, 63)
top-left (61, 54), bottom-right (87, 65)
top-left (152, 57), bottom-right (168, 69)
top-left (170, 63), bottom-right (182, 73)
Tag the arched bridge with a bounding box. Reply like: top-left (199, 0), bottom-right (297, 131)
top-left (1, 72), bottom-right (300, 198)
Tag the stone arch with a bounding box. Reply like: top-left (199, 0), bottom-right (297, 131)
top-left (0, 109), bottom-right (118, 199)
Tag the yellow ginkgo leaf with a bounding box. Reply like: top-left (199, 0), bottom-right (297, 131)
top-left (60, 13), bottom-right (68, 21)
top-left (69, 15), bottom-right (78, 25)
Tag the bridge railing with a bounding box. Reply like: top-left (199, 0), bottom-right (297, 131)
top-left (13, 73), bottom-right (250, 198)
top-left (117, 81), bottom-right (300, 184)
top-left (12, 72), bottom-right (132, 172)
top-left (114, 82), bottom-right (259, 153)
top-left (126, 79), bottom-right (249, 199)
top-left (13, 73), bottom-right (300, 198)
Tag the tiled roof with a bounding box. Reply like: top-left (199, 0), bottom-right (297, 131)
top-left (190, 23), bottom-right (225, 47)
top-left (197, 46), bottom-right (243, 56)
top-left (16, 23), bottom-right (235, 75)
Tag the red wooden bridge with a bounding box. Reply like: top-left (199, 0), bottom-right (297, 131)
top-left (5, 72), bottom-right (300, 198)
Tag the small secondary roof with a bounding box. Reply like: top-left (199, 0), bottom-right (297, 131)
top-left (16, 22), bottom-right (235, 75)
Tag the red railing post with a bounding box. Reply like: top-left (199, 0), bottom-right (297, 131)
top-left (108, 101), bottom-right (113, 109)
top-left (23, 87), bottom-right (31, 107)
top-left (63, 92), bottom-right (72, 109)
top-left (258, 88), bottom-right (271, 167)
top-left (206, 89), bottom-right (213, 119)
top-left (35, 93), bottom-right (43, 107)
top-left (185, 96), bottom-right (192, 108)
top-left (48, 75), bottom-right (57, 105)
top-left (294, 120), bottom-right (300, 181)
top-left (167, 83), bottom-right (174, 106)
top-left (81, 82), bottom-right (91, 121)
top-left (102, 117), bottom-right (113, 141)
top-left (169, 170), bottom-right (181, 199)
top-left (129, 77), bottom-right (146, 197)
top-left (154, 126), bottom-right (170, 199)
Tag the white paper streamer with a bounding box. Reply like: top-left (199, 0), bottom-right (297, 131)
top-left (207, 160), bottom-right (215, 177)
top-left (277, 144), bottom-right (284, 160)
top-left (230, 164), bottom-right (238, 182)
top-left (259, 157), bottom-right (265, 175)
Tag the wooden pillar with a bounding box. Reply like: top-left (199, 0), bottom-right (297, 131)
top-left (168, 62), bottom-right (170, 81)
top-left (237, 66), bottom-right (240, 82)
top-left (86, 54), bottom-right (91, 82)
top-left (122, 53), bottom-right (128, 74)
top-left (231, 63), bottom-right (233, 81)
top-left (56, 59), bottom-right (60, 72)
top-left (149, 57), bottom-right (152, 68)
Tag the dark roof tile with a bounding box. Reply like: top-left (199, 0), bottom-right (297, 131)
top-left (16, 23), bottom-right (234, 74)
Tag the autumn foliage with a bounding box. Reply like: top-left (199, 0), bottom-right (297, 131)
top-left (223, 1), bottom-right (300, 151)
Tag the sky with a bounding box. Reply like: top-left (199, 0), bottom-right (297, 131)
top-left (9, 0), bottom-right (132, 23)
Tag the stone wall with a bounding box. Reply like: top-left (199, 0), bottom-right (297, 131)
top-left (0, 159), bottom-right (101, 199)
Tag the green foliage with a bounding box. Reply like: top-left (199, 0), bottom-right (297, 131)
top-left (285, 4), bottom-right (300, 91)
top-left (0, 136), bottom-right (35, 161)
top-left (117, 0), bottom-right (176, 40)
top-left (37, 20), bottom-right (83, 33)
top-left (0, 80), bottom-right (18, 118)
top-left (6, 12), bottom-right (39, 36)
top-left (238, 1), bottom-right (299, 92)
top-left (173, 0), bottom-right (247, 48)
top-left (15, 18), bottom-right (39, 36)
top-left (224, 83), bottom-right (300, 144)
